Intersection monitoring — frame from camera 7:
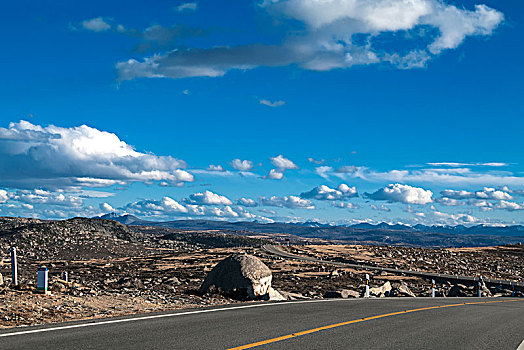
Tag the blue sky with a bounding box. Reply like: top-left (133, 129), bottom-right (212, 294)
top-left (0, 0), bottom-right (523, 226)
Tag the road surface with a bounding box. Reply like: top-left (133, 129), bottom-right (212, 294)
top-left (1, 298), bottom-right (523, 349)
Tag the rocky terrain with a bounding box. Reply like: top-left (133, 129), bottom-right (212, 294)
top-left (0, 216), bottom-right (523, 329)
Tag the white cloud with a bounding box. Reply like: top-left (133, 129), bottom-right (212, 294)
top-left (315, 166), bottom-right (333, 179)
top-left (300, 184), bottom-right (357, 200)
top-left (207, 164), bottom-right (224, 171)
top-left (260, 99), bottom-right (285, 107)
top-left (264, 169), bottom-right (284, 180)
top-left (185, 190), bottom-right (233, 205)
top-left (330, 165), bottom-right (524, 186)
top-left (100, 202), bottom-right (115, 212)
top-left (431, 210), bottom-right (478, 224)
top-left (231, 159), bottom-right (253, 171)
top-left (82, 17), bottom-right (111, 32)
top-left (428, 162), bottom-right (508, 167)
top-left (308, 157), bottom-right (326, 165)
top-left (0, 190), bottom-right (8, 203)
top-left (122, 196), bottom-right (267, 221)
top-left (331, 201), bottom-right (358, 210)
top-left (270, 154), bottom-right (298, 170)
top-left (10, 189), bottom-right (83, 207)
top-left (365, 183), bottom-right (433, 205)
top-left (125, 196), bottom-right (188, 215)
top-left (175, 2), bottom-right (197, 11)
top-left (493, 200), bottom-right (524, 211)
top-left (0, 120), bottom-right (192, 189)
top-left (370, 204), bottom-right (391, 212)
top-left (117, 0), bottom-right (503, 80)
top-left (237, 197), bottom-right (257, 207)
top-left (440, 187), bottom-right (513, 201)
top-left (259, 195), bottom-right (315, 209)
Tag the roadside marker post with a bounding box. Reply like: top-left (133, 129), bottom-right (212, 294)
top-left (37, 267), bottom-right (49, 293)
top-left (431, 279), bottom-right (435, 298)
top-left (478, 276), bottom-right (483, 298)
top-left (365, 274), bottom-right (370, 298)
top-left (62, 271), bottom-right (68, 282)
top-left (10, 247), bottom-right (18, 286)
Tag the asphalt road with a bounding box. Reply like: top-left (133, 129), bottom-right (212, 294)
top-left (1, 298), bottom-right (523, 350)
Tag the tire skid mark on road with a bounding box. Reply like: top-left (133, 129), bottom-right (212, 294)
top-left (227, 299), bottom-right (522, 350)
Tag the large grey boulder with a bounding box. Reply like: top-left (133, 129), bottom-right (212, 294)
top-left (199, 254), bottom-right (284, 300)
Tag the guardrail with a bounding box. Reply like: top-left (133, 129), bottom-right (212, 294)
top-left (262, 245), bottom-right (524, 288)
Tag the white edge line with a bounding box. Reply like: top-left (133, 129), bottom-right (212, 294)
top-left (0, 298), bottom-right (343, 338)
top-left (517, 339), bottom-right (524, 350)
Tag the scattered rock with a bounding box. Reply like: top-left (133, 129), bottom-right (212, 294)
top-left (0, 272), bottom-right (3, 286)
top-left (279, 291), bottom-right (309, 300)
top-left (389, 282), bottom-right (416, 297)
top-left (447, 284), bottom-right (468, 297)
top-left (323, 289), bottom-right (359, 299)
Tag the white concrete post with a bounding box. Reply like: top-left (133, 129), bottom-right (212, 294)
top-left (62, 271), bottom-right (68, 282)
top-left (431, 279), bottom-right (435, 298)
top-left (10, 247), bottom-right (18, 286)
top-left (365, 274), bottom-right (370, 298)
top-left (37, 267), bottom-right (49, 293)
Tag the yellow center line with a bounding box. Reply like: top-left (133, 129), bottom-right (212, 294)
top-left (227, 299), bottom-right (520, 350)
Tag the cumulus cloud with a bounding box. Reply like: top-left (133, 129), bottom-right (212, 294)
top-left (175, 2), bottom-right (197, 11)
top-left (8, 189), bottom-right (83, 207)
top-left (260, 99), bottom-right (285, 107)
top-left (122, 196), bottom-right (266, 221)
top-left (259, 195), bottom-right (315, 209)
top-left (125, 196), bottom-right (188, 215)
top-left (431, 210), bottom-right (478, 224)
top-left (0, 121), bottom-right (192, 189)
top-left (365, 183), bottom-right (433, 205)
top-left (270, 155), bottom-right (298, 170)
top-left (264, 169), bottom-right (284, 180)
top-left (117, 0), bottom-right (503, 80)
top-left (440, 187), bottom-right (513, 201)
top-left (100, 202), bottom-right (115, 212)
top-left (81, 17), bottom-right (111, 32)
top-left (300, 184), bottom-right (357, 201)
top-left (184, 190), bottom-right (233, 205)
top-left (231, 159), bottom-right (253, 171)
top-left (0, 190), bottom-right (8, 203)
top-left (207, 164), bottom-right (225, 172)
top-left (237, 197), bottom-right (257, 207)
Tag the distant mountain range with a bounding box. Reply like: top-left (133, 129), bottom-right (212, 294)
top-left (97, 213), bottom-right (524, 247)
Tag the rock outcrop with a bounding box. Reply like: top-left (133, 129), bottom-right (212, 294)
top-left (199, 254), bottom-right (284, 300)
top-left (389, 282), bottom-right (416, 297)
top-left (369, 281), bottom-right (392, 297)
